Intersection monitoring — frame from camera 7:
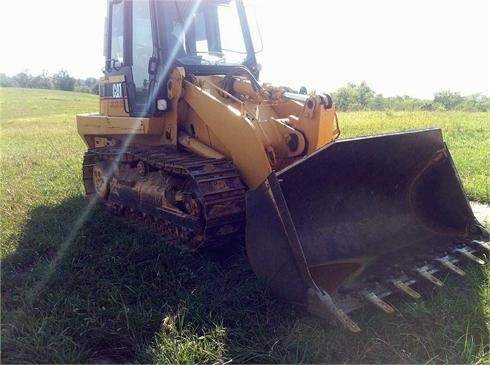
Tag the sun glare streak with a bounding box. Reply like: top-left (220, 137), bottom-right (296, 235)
top-left (27, 196), bottom-right (99, 304)
top-left (28, 1), bottom-right (204, 304)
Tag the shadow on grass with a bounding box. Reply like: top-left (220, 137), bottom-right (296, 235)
top-left (1, 196), bottom-right (489, 364)
top-left (1, 196), bottom-right (299, 364)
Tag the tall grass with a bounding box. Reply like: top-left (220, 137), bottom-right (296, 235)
top-left (1, 88), bottom-right (489, 363)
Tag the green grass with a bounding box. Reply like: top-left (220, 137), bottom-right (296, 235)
top-left (1, 87), bottom-right (489, 364)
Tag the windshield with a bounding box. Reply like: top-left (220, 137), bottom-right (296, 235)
top-left (159, 0), bottom-right (252, 67)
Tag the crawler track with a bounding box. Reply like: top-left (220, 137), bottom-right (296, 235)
top-left (83, 145), bottom-right (246, 249)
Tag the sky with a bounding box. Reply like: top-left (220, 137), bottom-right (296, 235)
top-left (0, 0), bottom-right (488, 99)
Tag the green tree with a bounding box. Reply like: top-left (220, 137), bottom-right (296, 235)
top-left (91, 82), bottom-right (100, 95)
top-left (12, 71), bottom-right (32, 88)
top-left (0, 73), bottom-right (13, 87)
top-left (356, 81), bottom-right (375, 110)
top-left (371, 93), bottom-right (386, 111)
top-left (31, 70), bottom-right (52, 89)
top-left (52, 69), bottom-right (75, 91)
top-left (333, 83), bottom-right (357, 111)
top-left (433, 90), bottom-right (464, 110)
top-left (462, 94), bottom-right (489, 112)
top-left (333, 82), bottom-right (377, 111)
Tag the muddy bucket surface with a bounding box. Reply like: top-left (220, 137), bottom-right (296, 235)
top-left (246, 128), bottom-right (487, 310)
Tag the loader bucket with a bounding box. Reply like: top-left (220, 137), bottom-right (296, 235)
top-left (246, 128), bottom-right (489, 331)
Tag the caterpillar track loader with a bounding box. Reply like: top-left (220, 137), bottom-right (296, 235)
top-left (77, 0), bottom-right (489, 332)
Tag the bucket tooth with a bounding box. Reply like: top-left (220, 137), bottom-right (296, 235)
top-left (414, 267), bottom-right (444, 287)
top-left (390, 279), bottom-right (422, 299)
top-left (362, 291), bottom-right (395, 314)
top-left (332, 307), bottom-right (361, 333)
top-left (435, 257), bottom-right (466, 276)
top-left (472, 240), bottom-right (490, 252)
top-left (455, 247), bottom-right (485, 265)
top-left (307, 288), bottom-right (361, 333)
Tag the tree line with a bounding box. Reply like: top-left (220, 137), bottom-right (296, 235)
top-left (1, 71), bottom-right (489, 112)
top-left (332, 82), bottom-right (490, 112)
top-left (0, 70), bottom-right (98, 94)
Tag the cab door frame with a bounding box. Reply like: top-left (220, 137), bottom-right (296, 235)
top-left (103, 0), bottom-right (160, 118)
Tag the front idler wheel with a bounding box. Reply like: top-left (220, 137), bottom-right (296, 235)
top-left (92, 162), bottom-right (112, 200)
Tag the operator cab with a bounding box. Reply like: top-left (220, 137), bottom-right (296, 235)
top-left (103, 0), bottom-right (259, 117)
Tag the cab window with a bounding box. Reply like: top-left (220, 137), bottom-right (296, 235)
top-left (110, 1), bottom-right (124, 63)
top-left (132, 0), bottom-right (153, 107)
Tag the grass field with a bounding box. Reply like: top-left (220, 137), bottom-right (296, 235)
top-left (1, 87), bottom-right (489, 364)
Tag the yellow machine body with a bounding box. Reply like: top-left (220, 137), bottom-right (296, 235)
top-left (78, 68), bottom-right (339, 189)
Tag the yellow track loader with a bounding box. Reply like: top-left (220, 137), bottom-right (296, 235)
top-left (77, 0), bottom-right (489, 332)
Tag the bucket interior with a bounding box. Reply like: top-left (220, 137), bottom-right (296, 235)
top-left (246, 129), bottom-right (477, 302)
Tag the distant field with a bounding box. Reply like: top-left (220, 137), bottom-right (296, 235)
top-left (1, 87), bottom-right (489, 364)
